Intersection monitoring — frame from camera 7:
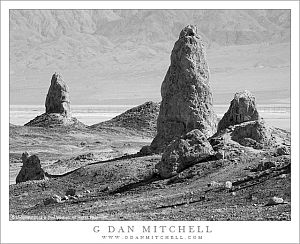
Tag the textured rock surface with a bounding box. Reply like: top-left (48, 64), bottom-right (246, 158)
top-left (16, 152), bottom-right (45, 183)
top-left (225, 181), bottom-right (233, 189)
top-left (266, 196), bottom-right (285, 206)
top-left (218, 90), bottom-right (259, 132)
top-left (139, 145), bottom-right (153, 156)
top-left (210, 90), bottom-right (290, 155)
top-left (150, 25), bottom-right (217, 152)
top-left (24, 113), bottom-right (85, 128)
top-left (91, 101), bottom-right (160, 136)
top-left (256, 161), bottom-right (276, 171)
top-left (24, 73), bottom-right (85, 128)
top-left (45, 73), bottom-right (71, 116)
top-left (155, 129), bottom-right (214, 178)
top-left (210, 119), bottom-right (290, 153)
top-left (43, 195), bottom-right (61, 205)
top-left (230, 120), bottom-right (271, 149)
top-left (275, 145), bottom-right (290, 156)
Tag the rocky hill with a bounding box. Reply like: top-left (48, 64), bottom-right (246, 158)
top-left (90, 101), bottom-right (160, 136)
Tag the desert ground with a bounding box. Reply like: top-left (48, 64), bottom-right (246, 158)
top-left (9, 10), bottom-right (291, 221)
top-left (9, 42), bottom-right (291, 220)
top-left (9, 111), bottom-right (291, 221)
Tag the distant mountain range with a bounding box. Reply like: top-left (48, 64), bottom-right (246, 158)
top-left (9, 10), bottom-right (290, 105)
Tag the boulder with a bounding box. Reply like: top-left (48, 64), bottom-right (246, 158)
top-left (265, 196), bottom-right (285, 206)
top-left (61, 196), bottom-right (69, 201)
top-left (225, 181), bottom-right (233, 189)
top-left (66, 188), bottom-right (76, 196)
top-left (43, 195), bottom-right (61, 205)
top-left (45, 73), bottom-right (71, 117)
top-left (215, 151), bottom-right (225, 160)
top-left (230, 120), bottom-right (271, 149)
top-left (150, 25), bottom-right (217, 152)
top-left (16, 152), bottom-right (45, 184)
top-left (210, 119), bottom-right (271, 152)
top-left (279, 174), bottom-right (288, 179)
top-left (256, 161), bottom-right (276, 171)
top-left (208, 181), bottom-right (223, 187)
top-left (139, 145), bottom-right (153, 156)
top-left (275, 145), bottom-right (290, 156)
top-left (218, 90), bottom-right (259, 132)
top-left (75, 152), bottom-right (94, 161)
top-left (155, 129), bottom-right (214, 178)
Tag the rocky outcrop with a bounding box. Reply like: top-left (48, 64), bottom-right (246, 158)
top-left (211, 90), bottom-right (290, 154)
top-left (155, 129), bottom-right (214, 178)
top-left (274, 145), bottom-right (290, 156)
top-left (230, 120), bottom-right (271, 149)
top-left (150, 25), bottom-right (217, 153)
top-left (43, 195), bottom-right (61, 205)
top-left (45, 73), bottom-right (71, 116)
top-left (25, 113), bottom-right (84, 128)
top-left (91, 101), bottom-right (160, 136)
top-left (24, 73), bottom-right (85, 128)
top-left (218, 90), bottom-right (259, 132)
top-left (139, 145), bottom-right (153, 156)
top-left (210, 119), bottom-right (291, 154)
top-left (16, 152), bottom-right (46, 183)
top-left (265, 196), bottom-right (286, 206)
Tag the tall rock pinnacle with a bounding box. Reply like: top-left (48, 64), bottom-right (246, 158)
top-left (24, 73), bottom-right (85, 128)
top-left (150, 25), bottom-right (217, 152)
top-left (45, 73), bottom-right (71, 117)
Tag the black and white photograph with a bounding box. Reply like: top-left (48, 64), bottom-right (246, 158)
top-left (1, 1), bottom-right (299, 243)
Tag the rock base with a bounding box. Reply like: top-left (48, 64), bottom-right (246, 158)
top-left (155, 129), bottom-right (214, 178)
top-left (24, 113), bottom-right (85, 128)
top-left (210, 119), bottom-right (291, 156)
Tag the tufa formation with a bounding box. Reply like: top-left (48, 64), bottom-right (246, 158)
top-left (150, 25), bottom-right (217, 152)
top-left (24, 73), bottom-right (84, 128)
top-left (155, 129), bottom-right (214, 178)
top-left (217, 90), bottom-right (259, 132)
top-left (45, 73), bottom-right (71, 116)
top-left (16, 152), bottom-right (46, 183)
top-left (210, 91), bottom-right (290, 155)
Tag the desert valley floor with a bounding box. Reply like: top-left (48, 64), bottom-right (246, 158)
top-left (9, 121), bottom-right (291, 221)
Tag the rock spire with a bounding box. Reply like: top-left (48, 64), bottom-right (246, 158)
top-left (217, 90), bottom-right (259, 132)
top-left (150, 25), bottom-right (217, 152)
top-left (45, 72), bottom-right (71, 117)
top-left (24, 73), bottom-right (85, 128)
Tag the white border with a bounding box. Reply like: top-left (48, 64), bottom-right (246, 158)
top-left (1, 1), bottom-right (299, 243)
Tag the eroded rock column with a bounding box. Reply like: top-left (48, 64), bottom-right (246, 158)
top-left (45, 72), bottom-right (71, 117)
top-left (151, 25), bottom-right (217, 152)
